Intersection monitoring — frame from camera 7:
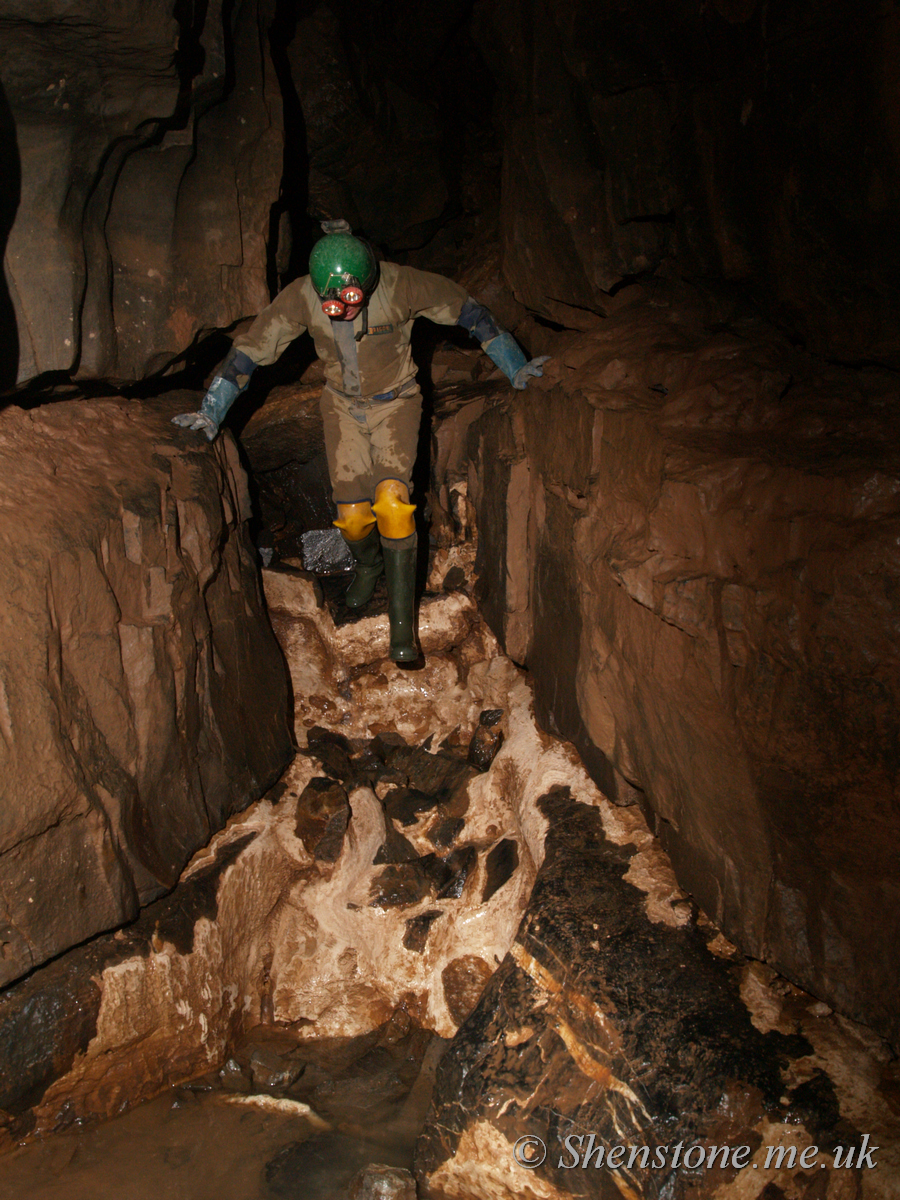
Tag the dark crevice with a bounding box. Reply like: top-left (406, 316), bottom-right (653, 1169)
top-left (266, 0), bottom-right (315, 292)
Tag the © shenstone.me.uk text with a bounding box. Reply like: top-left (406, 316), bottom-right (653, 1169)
top-left (512, 1134), bottom-right (879, 1172)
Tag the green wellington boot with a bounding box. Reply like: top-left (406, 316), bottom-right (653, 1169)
top-left (343, 526), bottom-right (383, 608)
top-left (382, 535), bottom-right (419, 662)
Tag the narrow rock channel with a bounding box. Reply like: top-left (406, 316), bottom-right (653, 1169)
top-left (0, 534), bottom-right (897, 1199)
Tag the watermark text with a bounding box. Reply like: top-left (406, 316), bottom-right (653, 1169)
top-left (512, 1134), bottom-right (880, 1172)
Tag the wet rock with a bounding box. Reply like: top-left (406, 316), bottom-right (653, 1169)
top-left (266, 1134), bottom-right (388, 1200)
top-left (218, 1058), bottom-right (252, 1094)
top-left (403, 911), bottom-right (443, 955)
top-left (417, 854), bottom-right (456, 896)
top-left (263, 572), bottom-right (487, 740)
top-left (295, 778), bottom-right (351, 863)
top-left (481, 840), bottom-right (519, 904)
top-left (386, 746), bottom-right (477, 806)
top-left (374, 825), bottom-right (421, 866)
top-left (384, 787), bottom-right (440, 828)
top-left (435, 848), bottom-right (477, 901)
top-left (0, 829), bottom-right (258, 1136)
top-left (467, 709), bottom-right (505, 772)
top-left (479, 709), bottom-right (504, 726)
top-left (369, 864), bottom-right (433, 911)
top-left (440, 956), bottom-right (495, 1027)
top-left (305, 727), bottom-right (357, 781)
top-left (0, 399), bottom-right (292, 987)
top-left (239, 383), bottom-right (325, 476)
top-left (464, 287), bottom-right (900, 1043)
top-left (441, 566), bottom-right (467, 592)
top-left (418, 786), bottom-right (853, 1199)
top-left (249, 1053), bottom-right (304, 1094)
top-left (150, 834), bottom-right (259, 956)
top-left (349, 1163), bottom-right (417, 1199)
top-left (426, 814), bottom-right (465, 851)
top-left (372, 732), bottom-right (410, 759)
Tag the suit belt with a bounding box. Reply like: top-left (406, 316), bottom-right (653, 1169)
top-left (329, 379), bottom-right (418, 406)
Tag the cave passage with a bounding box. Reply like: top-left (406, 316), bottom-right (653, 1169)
top-left (1, 524), bottom-right (898, 1200)
top-left (1, 1), bottom-right (899, 1197)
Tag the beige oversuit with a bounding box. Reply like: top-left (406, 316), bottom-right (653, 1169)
top-left (234, 262), bottom-right (468, 502)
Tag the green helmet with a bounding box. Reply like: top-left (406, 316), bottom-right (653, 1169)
top-left (309, 223), bottom-right (377, 299)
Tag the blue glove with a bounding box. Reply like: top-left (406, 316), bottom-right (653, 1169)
top-left (483, 332), bottom-right (549, 390)
top-left (483, 331), bottom-right (526, 384)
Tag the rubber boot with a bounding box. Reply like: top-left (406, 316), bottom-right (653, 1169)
top-left (343, 526), bottom-right (383, 609)
top-left (382, 534), bottom-right (418, 662)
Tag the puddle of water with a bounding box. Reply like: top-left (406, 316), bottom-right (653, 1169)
top-left (0, 1025), bottom-right (445, 1200)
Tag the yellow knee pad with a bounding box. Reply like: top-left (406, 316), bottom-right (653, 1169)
top-left (334, 500), bottom-right (376, 542)
top-left (372, 479), bottom-right (416, 539)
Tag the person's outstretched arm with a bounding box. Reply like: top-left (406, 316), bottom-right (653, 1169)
top-left (456, 297), bottom-right (549, 389)
top-left (172, 281), bottom-right (310, 440)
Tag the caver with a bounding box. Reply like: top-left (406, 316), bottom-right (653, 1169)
top-left (174, 219), bottom-right (548, 662)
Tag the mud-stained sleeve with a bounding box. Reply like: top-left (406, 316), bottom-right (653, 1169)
top-left (232, 278), bottom-right (310, 366)
top-left (401, 266), bottom-right (469, 326)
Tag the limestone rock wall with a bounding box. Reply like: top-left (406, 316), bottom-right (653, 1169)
top-left (0, 0), bottom-right (494, 390)
top-left (479, 0), bottom-right (900, 365)
top-left (0, 0), bottom-right (282, 386)
top-left (461, 283), bottom-right (900, 1045)
top-left (0, 395), bottom-right (293, 987)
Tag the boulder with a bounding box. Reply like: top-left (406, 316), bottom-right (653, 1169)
top-left (0, 393), bottom-right (293, 986)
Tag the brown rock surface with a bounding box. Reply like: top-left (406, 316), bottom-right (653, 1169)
top-left (460, 281), bottom-right (900, 1044)
top-left (478, 0), bottom-right (900, 365)
top-left (0, 393), bottom-right (293, 986)
top-left (0, 0), bottom-right (282, 384)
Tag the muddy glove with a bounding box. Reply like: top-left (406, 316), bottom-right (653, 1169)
top-left (483, 332), bottom-right (549, 390)
top-left (172, 411), bottom-right (219, 438)
top-left (512, 354), bottom-right (550, 389)
top-left (171, 349), bottom-right (257, 440)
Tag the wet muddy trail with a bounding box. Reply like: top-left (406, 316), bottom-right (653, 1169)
top-left (0, 1023), bottom-right (441, 1198)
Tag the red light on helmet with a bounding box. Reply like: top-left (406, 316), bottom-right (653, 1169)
top-left (322, 298), bottom-right (345, 317)
top-left (340, 284), bottom-right (364, 305)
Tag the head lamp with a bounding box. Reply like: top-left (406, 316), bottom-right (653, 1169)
top-left (320, 278), bottom-right (366, 318)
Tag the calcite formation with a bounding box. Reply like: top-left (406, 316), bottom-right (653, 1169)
top-left (0, 575), bottom-right (562, 1143)
top-left (0, 394), bottom-right (293, 987)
